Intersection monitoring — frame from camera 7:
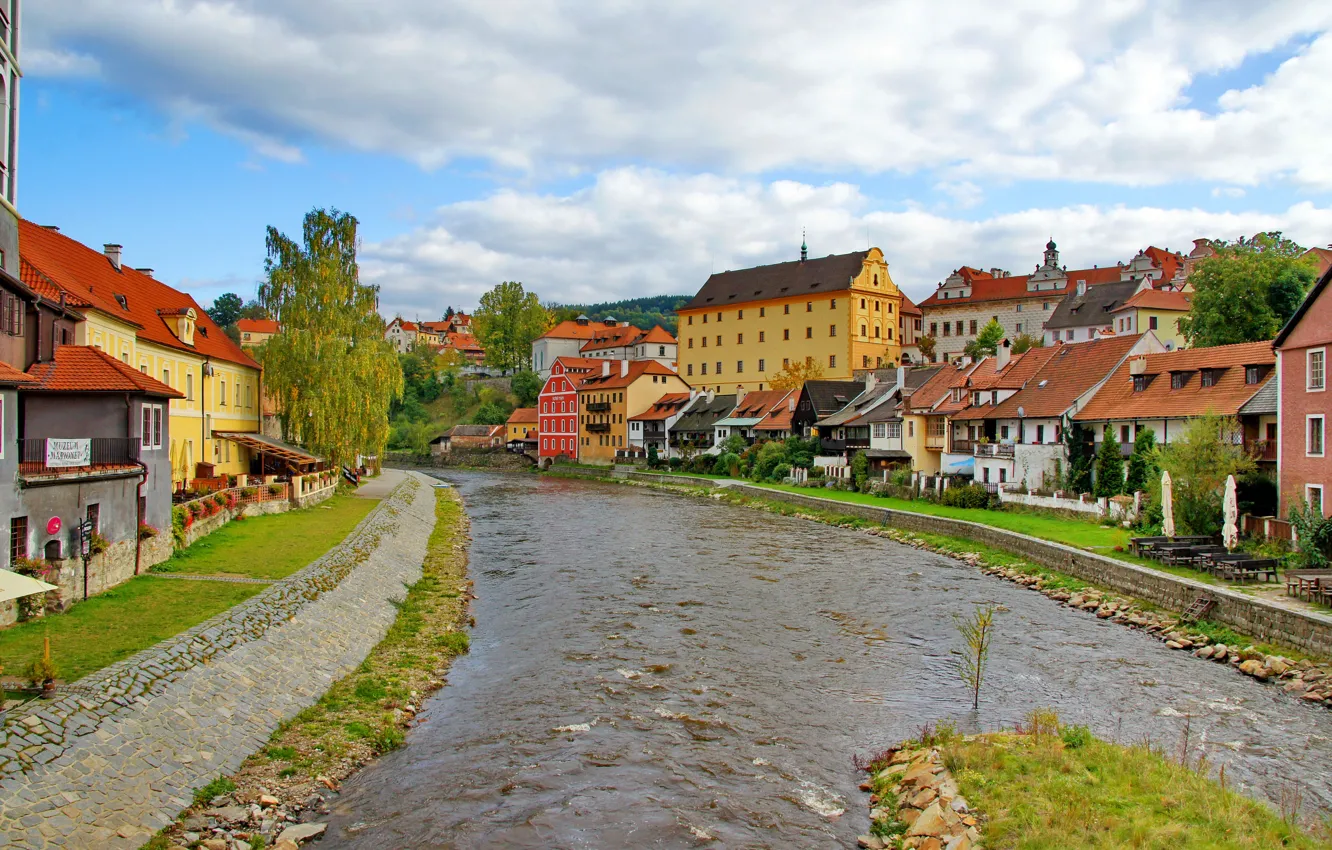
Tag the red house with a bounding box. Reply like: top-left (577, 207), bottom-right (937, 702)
top-left (538, 357), bottom-right (610, 461)
top-left (1276, 266), bottom-right (1332, 517)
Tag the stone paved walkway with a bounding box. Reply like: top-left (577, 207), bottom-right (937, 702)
top-left (152, 574), bottom-right (276, 584)
top-left (0, 471), bottom-right (438, 849)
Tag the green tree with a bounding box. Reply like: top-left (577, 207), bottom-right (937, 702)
top-left (1093, 431), bottom-right (1125, 498)
top-left (208, 292), bottom-right (244, 328)
top-left (510, 370), bottom-right (542, 407)
top-left (259, 208), bottom-right (403, 467)
top-left (473, 402), bottom-right (510, 425)
top-left (1124, 428), bottom-right (1157, 494)
top-left (1156, 415), bottom-right (1256, 535)
top-left (851, 450), bottom-right (870, 491)
top-left (963, 319), bottom-right (1006, 360)
top-left (647, 444), bottom-right (660, 468)
top-left (473, 281), bottom-right (551, 373)
top-left (239, 299), bottom-right (268, 321)
top-left (916, 334), bottom-right (937, 362)
top-left (952, 604), bottom-right (997, 711)
top-left (1180, 233), bottom-right (1317, 347)
top-left (1010, 333), bottom-right (1044, 355)
top-left (1064, 423), bottom-right (1094, 494)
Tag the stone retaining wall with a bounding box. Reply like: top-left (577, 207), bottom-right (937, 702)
top-left (0, 472), bottom-right (439, 849)
top-left (724, 484), bottom-right (1332, 658)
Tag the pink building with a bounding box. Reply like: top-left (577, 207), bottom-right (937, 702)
top-left (1276, 268), bottom-right (1332, 517)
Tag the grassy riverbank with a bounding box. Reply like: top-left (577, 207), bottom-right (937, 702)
top-left (0, 495), bottom-right (377, 684)
top-left (145, 486), bottom-right (472, 850)
top-left (866, 718), bottom-right (1330, 849)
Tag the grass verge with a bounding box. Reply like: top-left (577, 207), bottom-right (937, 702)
top-left (946, 729), bottom-right (1330, 848)
top-left (153, 493), bottom-right (378, 580)
top-left (144, 486), bottom-right (472, 850)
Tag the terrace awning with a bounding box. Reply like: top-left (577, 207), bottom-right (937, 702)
top-left (213, 431), bottom-right (323, 468)
top-left (0, 569), bottom-right (58, 603)
top-left (712, 417), bottom-right (763, 428)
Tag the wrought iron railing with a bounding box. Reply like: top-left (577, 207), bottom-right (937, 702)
top-left (20, 437), bottom-right (139, 476)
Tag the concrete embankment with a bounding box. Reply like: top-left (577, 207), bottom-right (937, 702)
top-left (0, 470), bottom-right (438, 850)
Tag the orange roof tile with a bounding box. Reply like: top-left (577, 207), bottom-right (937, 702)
top-left (1074, 340), bottom-right (1275, 422)
top-left (906, 360), bottom-right (982, 413)
top-left (0, 359), bottom-right (37, 385)
top-left (983, 335), bottom-right (1143, 420)
top-left (1110, 288), bottom-right (1192, 313)
top-left (237, 318), bottom-right (280, 334)
top-left (576, 360), bottom-right (680, 390)
top-left (443, 332), bottom-right (483, 352)
top-left (540, 319), bottom-right (606, 341)
top-left (629, 392), bottom-right (693, 421)
top-left (26, 345), bottom-right (185, 396)
top-left (900, 293), bottom-right (922, 316)
top-left (639, 325), bottom-right (677, 345)
top-left (580, 324), bottom-right (645, 352)
top-left (506, 407), bottom-right (538, 425)
top-left (919, 265), bottom-right (1123, 309)
top-left (749, 389), bottom-right (800, 430)
top-left (19, 220), bottom-right (258, 369)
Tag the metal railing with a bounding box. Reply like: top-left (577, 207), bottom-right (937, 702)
top-left (974, 443), bottom-right (1015, 458)
top-left (20, 437), bottom-right (140, 476)
top-left (585, 402), bottom-right (612, 413)
top-left (586, 422), bottom-right (611, 433)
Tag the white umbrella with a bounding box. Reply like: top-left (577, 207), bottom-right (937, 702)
top-left (1161, 470), bottom-right (1175, 540)
top-left (0, 569), bottom-right (58, 604)
top-left (1223, 474), bottom-right (1239, 552)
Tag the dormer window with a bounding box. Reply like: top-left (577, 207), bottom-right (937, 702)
top-left (1132, 375), bottom-right (1154, 393)
top-left (1200, 368), bottom-right (1220, 388)
top-left (115, 294), bottom-right (129, 311)
top-left (1170, 371), bottom-right (1191, 390)
top-left (1245, 365), bottom-right (1267, 385)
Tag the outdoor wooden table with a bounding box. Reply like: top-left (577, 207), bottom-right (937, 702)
top-left (1286, 570), bottom-right (1332, 599)
top-left (1152, 543), bottom-right (1200, 563)
top-left (1130, 536), bottom-right (1170, 556)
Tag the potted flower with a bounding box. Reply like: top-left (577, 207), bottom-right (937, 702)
top-left (27, 637), bottom-right (59, 698)
top-left (88, 531), bottom-right (110, 556)
top-left (138, 523), bottom-right (159, 541)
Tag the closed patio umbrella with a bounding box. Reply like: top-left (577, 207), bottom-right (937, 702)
top-left (1161, 470), bottom-right (1175, 540)
top-left (1223, 474), bottom-right (1240, 552)
top-left (0, 569), bottom-right (58, 604)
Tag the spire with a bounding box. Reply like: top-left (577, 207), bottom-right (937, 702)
top-left (1043, 237), bottom-right (1059, 269)
top-left (800, 229), bottom-right (808, 263)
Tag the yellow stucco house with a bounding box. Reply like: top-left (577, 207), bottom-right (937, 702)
top-left (1108, 288), bottom-right (1192, 350)
top-left (577, 360), bottom-right (690, 463)
top-left (677, 243), bottom-right (905, 394)
top-left (20, 220), bottom-right (263, 484)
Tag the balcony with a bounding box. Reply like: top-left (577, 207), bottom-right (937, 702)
top-left (1093, 441), bottom-right (1134, 458)
top-left (974, 443), bottom-right (1015, 458)
top-left (20, 437), bottom-right (141, 482)
top-left (925, 434), bottom-right (947, 450)
top-left (585, 402), bottom-right (612, 413)
top-left (820, 439), bottom-right (847, 453)
top-left (1247, 439), bottom-right (1278, 462)
top-left (950, 438), bottom-right (973, 454)
top-left (643, 428), bottom-right (666, 441)
top-left (586, 422), bottom-right (611, 433)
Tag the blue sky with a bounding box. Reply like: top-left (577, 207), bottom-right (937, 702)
top-left (22, 1), bottom-right (1332, 319)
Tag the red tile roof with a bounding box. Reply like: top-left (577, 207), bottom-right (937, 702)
top-left (900, 293), bottom-right (922, 316)
top-left (0, 359), bottom-right (37, 385)
top-left (629, 392), bottom-right (693, 421)
top-left (919, 265), bottom-right (1123, 309)
top-left (237, 318), bottom-right (280, 334)
top-left (19, 220), bottom-right (258, 369)
top-left (443, 332), bottom-right (483, 352)
top-left (749, 389), bottom-right (800, 430)
top-left (1073, 340), bottom-right (1275, 422)
top-left (506, 407), bottom-right (538, 425)
top-left (639, 325), bottom-right (677, 345)
top-left (26, 345), bottom-right (185, 396)
top-left (1110, 288), bottom-right (1192, 313)
top-left (984, 335), bottom-right (1143, 420)
top-left (580, 324), bottom-right (649, 353)
top-left (576, 359), bottom-right (680, 390)
top-left (906, 360), bottom-right (982, 413)
top-left (540, 319), bottom-right (606, 341)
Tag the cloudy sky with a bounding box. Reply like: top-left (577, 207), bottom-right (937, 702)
top-left (21, 1), bottom-right (1332, 319)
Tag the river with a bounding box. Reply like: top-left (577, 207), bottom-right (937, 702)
top-left (322, 471), bottom-right (1332, 848)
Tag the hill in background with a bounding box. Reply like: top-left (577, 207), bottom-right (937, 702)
top-left (551, 294), bottom-right (690, 333)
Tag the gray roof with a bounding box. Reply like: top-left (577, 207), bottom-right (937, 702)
top-left (1045, 280), bottom-right (1141, 330)
top-left (447, 424), bottom-right (501, 437)
top-left (817, 385), bottom-right (888, 427)
top-left (802, 380), bottom-right (865, 417)
top-left (673, 393), bottom-right (737, 433)
top-left (1239, 378), bottom-right (1278, 416)
top-left (864, 449), bottom-right (912, 460)
top-left (684, 251), bottom-right (869, 311)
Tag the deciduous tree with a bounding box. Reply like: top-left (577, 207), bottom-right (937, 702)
top-left (963, 319), bottom-right (1005, 360)
top-left (1010, 333), bottom-right (1044, 355)
top-left (769, 358), bottom-right (825, 390)
top-left (1156, 415), bottom-right (1256, 535)
top-left (473, 281), bottom-right (551, 373)
top-left (1180, 233), bottom-right (1317, 347)
top-left (259, 208), bottom-right (403, 467)
top-left (510, 370), bottom-right (542, 407)
top-left (916, 334), bottom-right (937, 362)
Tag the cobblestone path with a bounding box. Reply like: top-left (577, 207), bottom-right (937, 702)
top-left (0, 470), bottom-right (437, 849)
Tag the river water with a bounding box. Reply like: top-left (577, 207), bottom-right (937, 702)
top-left (323, 472), bottom-right (1332, 848)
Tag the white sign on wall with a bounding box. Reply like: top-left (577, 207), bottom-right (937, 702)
top-left (46, 439), bottom-right (91, 468)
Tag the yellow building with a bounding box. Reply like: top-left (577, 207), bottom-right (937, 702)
top-left (237, 317), bottom-right (281, 348)
top-left (577, 360), bottom-right (690, 463)
top-left (677, 244), bottom-right (904, 394)
top-left (1109, 288), bottom-right (1192, 350)
top-left (20, 220), bottom-right (263, 484)
top-left (506, 407), bottom-right (538, 444)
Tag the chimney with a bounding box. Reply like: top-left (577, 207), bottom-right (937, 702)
top-left (896, 365), bottom-right (906, 390)
top-left (706, 390), bottom-right (715, 403)
top-left (620, 360), bottom-right (629, 377)
top-left (1129, 357), bottom-right (1147, 376)
top-left (602, 361), bottom-right (610, 377)
top-left (788, 394), bottom-right (797, 412)
top-left (104, 244), bottom-right (123, 271)
top-left (996, 339), bottom-right (1012, 370)
top-left (135, 267), bottom-right (154, 278)
top-left (736, 385), bottom-right (748, 405)
top-left (864, 372), bottom-right (877, 394)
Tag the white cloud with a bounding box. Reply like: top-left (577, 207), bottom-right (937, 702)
top-left (361, 167), bottom-right (1332, 318)
top-left (25, 1), bottom-right (1332, 187)
top-left (1212, 186), bottom-right (1247, 198)
top-left (24, 47), bottom-right (100, 77)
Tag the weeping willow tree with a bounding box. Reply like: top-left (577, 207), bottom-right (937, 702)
top-left (259, 208), bottom-right (403, 467)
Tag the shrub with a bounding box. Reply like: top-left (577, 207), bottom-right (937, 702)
top-left (241, 486), bottom-right (258, 498)
top-left (1061, 724), bottom-right (1093, 749)
top-left (26, 637), bottom-right (58, 687)
top-left (88, 531), bottom-right (110, 556)
top-left (268, 483), bottom-right (284, 496)
top-left (807, 465), bottom-right (825, 480)
top-left (137, 523), bottom-right (159, 541)
top-left (712, 452), bottom-right (740, 477)
top-left (941, 484), bottom-right (992, 510)
top-left (668, 457), bottom-right (683, 471)
top-left (772, 463), bottom-right (792, 482)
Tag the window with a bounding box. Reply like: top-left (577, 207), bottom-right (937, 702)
top-left (930, 322), bottom-right (937, 336)
top-left (1066, 330), bottom-right (1074, 341)
top-left (688, 315), bottom-right (693, 325)
top-left (969, 319), bottom-right (978, 335)
top-left (1133, 375), bottom-right (1148, 392)
top-left (863, 355), bottom-right (870, 368)
top-left (220, 379), bottom-right (228, 405)
top-left (873, 423), bottom-right (886, 439)
top-left (1015, 323), bottom-right (1023, 334)
top-left (1309, 485), bottom-right (1325, 517)
top-left (861, 298), bottom-right (867, 309)
top-left (1245, 366), bottom-right (1262, 384)
top-left (142, 406), bottom-right (153, 448)
top-left (1148, 316), bottom-right (1158, 331)
top-left (783, 329), bottom-right (790, 341)
top-left (186, 373), bottom-right (194, 401)
top-left (737, 361), bottom-right (744, 373)
top-left (829, 355), bottom-right (836, 368)
top-left (1001, 425), bottom-right (1009, 440)
top-left (1311, 350), bottom-right (1326, 391)
top-left (738, 310), bottom-right (744, 319)
top-left (1201, 370), bottom-right (1217, 388)
top-left (805, 327), bottom-right (812, 339)
top-left (701, 363), bottom-right (707, 375)
top-left (716, 335), bottom-right (722, 346)
top-left (1310, 416), bottom-right (1325, 456)
top-left (87, 504), bottom-right (101, 536)
top-left (737, 334), bottom-right (743, 344)
top-left (715, 361), bottom-right (722, 374)
top-left (1036, 424), bottom-right (1045, 443)
top-left (759, 331), bottom-right (765, 342)
top-left (956, 321), bottom-right (964, 335)
top-left (658, 345), bottom-right (666, 356)
top-left (830, 299), bottom-right (837, 309)
top-left (887, 423), bottom-right (902, 440)
top-left (1015, 304), bottom-right (1023, 313)
top-left (1171, 372), bottom-right (1189, 390)
top-left (860, 324), bottom-right (867, 337)
top-left (702, 337), bottom-right (707, 348)
top-left (784, 304), bottom-right (790, 315)
top-left (760, 307), bottom-right (766, 317)
top-left (942, 323), bottom-right (951, 337)
top-left (908, 421), bottom-right (914, 438)
top-left (10, 516), bottom-right (27, 564)
top-left (758, 359), bottom-right (765, 372)
top-left (1120, 424), bottom-right (1131, 443)
top-left (806, 302), bottom-right (813, 312)
top-left (999, 468), bottom-right (1007, 483)
top-left (829, 325), bottom-right (837, 337)
top-left (1043, 302), bottom-right (1050, 310)
top-left (703, 314), bottom-right (708, 324)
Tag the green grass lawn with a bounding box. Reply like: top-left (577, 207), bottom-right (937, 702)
top-left (0, 494), bottom-right (379, 685)
top-left (153, 494), bottom-right (377, 580)
top-left (0, 578), bottom-right (264, 684)
top-left (943, 730), bottom-right (1330, 848)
